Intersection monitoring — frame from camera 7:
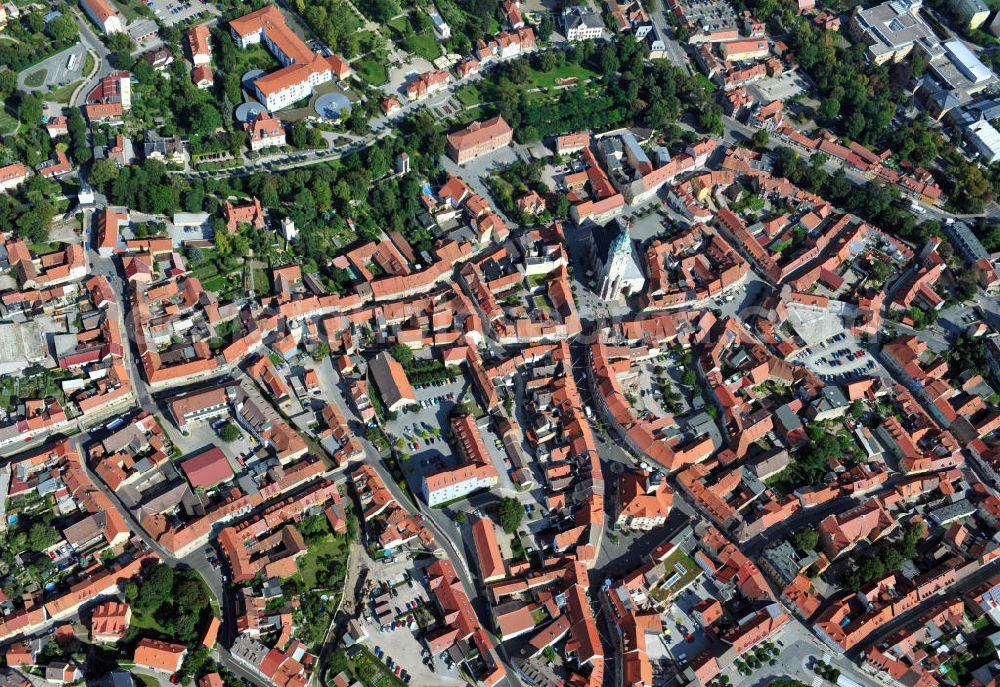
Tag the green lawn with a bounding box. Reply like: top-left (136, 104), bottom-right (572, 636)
top-left (111, 0), bottom-right (149, 21)
top-left (24, 69), bottom-right (46, 88)
top-left (189, 254), bottom-right (221, 280)
top-left (355, 57), bottom-right (389, 85)
top-left (386, 16), bottom-right (408, 33)
top-left (231, 42), bottom-right (281, 75)
top-left (128, 606), bottom-right (172, 636)
top-left (526, 63), bottom-right (599, 89)
top-left (28, 241), bottom-right (62, 254)
top-left (251, 267), bottom-right (272, 296)
top-left (201, 274), bottom-right (226, 292)
top-left (47, 80), bottom-right (82, 104)
top-left (694, 72), bottom-right (717, 92)
top-left (299, 535), bottom-right (349, 589)
top-left (83, 52), bottom-right (95, 76)
top-left (456, 85), bottom-right (481, 107)
top-left (402, 31), bottom-right (441, 61)
top-left (355, 29), bottom-right (380, 47)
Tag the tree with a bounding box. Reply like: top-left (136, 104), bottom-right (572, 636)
top-left (0, 70), bottom-right (15, 100)
top-left (390, 343), bottom-right (414, 367)
top-left (89, 159), bottom-right (120, 189)
top-left (17, 204), bottom-right (54, 244)
top-left (136, 563), bottom-right (174, 611)
top-left (221, 92), bottom-right (234, 130)
top-left (46, 15), bottom-right (78, 42)
top-left (751, 129), bottom-right (769, 148)
top-left (312, 342), bottom-right (331, 361)
top-left (16, 92), bottom-right (42, 125)
top-left (550, 193), bottom-right (570, 218)
top-left (849, 400), bottom-right (864, 420)
top-left (818, 97), bottom-right (840, 122)
top-left (791, 528), bottom-right (820, 552)
top-left (497, 497), bottom-right (523, 534)
top-left (536, 13), bottom-right (554, 40)
top-left (697, 106), bottom-right (723, 136)
top-left (107, 32), bottom-right (135, 54)
top-left (290, 121), bottom-right (309, 148)
top-left (219, 422), bottom-right (240, 442)
top-left (175, 579), bottom-right (209, 612)
top-left (298, 513), bottom-right (331, 543)
top-left (27, 522), bottom-right (59, 550)
top-left (600, 47), bottom-right (619, 77)
top-left (845, 110), bottom-right (866, 139)
top-left (67, 108), bottom-right (91, 164)
top-left (346, 107), bottom-right (368, 134)
top-left (188, 103), bottom-right (223, 136)
top-left (534, 50), bottom-right (557, 73)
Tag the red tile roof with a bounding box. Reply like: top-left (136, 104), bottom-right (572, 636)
top-left (180, 447), bottom-right (234, 489)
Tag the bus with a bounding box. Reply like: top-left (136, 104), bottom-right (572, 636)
top-left (66, 54), bottom-right (79, 71)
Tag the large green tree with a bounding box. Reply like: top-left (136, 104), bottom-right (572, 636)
top-left (497, 497), bottom-right (523, 534)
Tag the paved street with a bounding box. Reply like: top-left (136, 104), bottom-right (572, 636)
top-left (649, 8), bottom-right (693, 73)
top-left (70, 9), bottom-right (112, 107)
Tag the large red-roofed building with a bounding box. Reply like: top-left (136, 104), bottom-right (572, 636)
top-left (180, 447), bottom-right (235, 489)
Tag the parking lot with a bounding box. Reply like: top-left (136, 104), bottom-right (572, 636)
top-left (384, 373), bottom-right (515, 503)
top-left (790, 331), bottom-right (884, 383)
top-left (785, 300), bottom-right (856, 346)
top-left (148, 0), bottom-right (219, 25)
top-left (18, 44), bottom-right (88, 93)
top-left (172, 411), bottom-right (258, 471)
top-left (662, 578), bottom-right (720, 666)
top-left (360, 555), bottom-right (467, 686)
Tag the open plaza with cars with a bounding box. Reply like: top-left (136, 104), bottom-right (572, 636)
top-left (791, 331), bottom-right (885, 383)
top-left (383, 373), bottom-right (515, 502)
top-left (360, 555), bottom-right (468, 685)
top-left (148, 0), bottom-right (219, 25)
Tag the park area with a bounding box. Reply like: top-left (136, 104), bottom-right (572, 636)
top-left (355, 53), bottom-right (390, 85)
top-left (455, 60), bottom-right (600, 109)
top-left (386, 14), bottom-right (441, 61)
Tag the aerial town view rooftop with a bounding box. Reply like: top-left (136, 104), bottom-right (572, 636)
top-left (5, 0), bottom-right (1000, 686)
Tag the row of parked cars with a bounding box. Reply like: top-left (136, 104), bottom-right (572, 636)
top-left (417, 392), bottom-right (454, 408)
top-left (373, 647), bottom-right (412, 683)
top-left (820, 360), bottom-right (875, 382)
